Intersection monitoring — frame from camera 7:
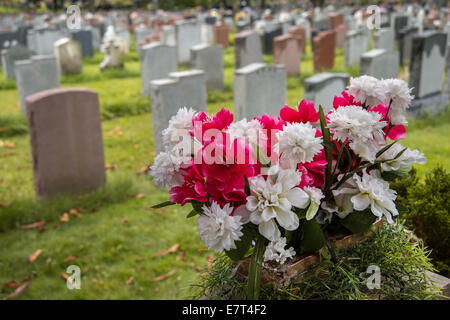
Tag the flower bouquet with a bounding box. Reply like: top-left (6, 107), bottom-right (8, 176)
top-left (150, 76), bottom-right (426, 299)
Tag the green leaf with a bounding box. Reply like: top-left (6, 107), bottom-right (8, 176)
top-left (186, 209), bottom-right (199, 218)
top-left (396, 203), bottom-right (409, 214)
top-left (225, 225), bottom-right (254, 262)
top-left (306, 201), bottom-right (319, 220)
top-left (318, 105), bottom-right (333, 188)
top-left (246, 236), bottom-right (266, 300)
top-left (151, 201), bottom-right (174, 209)
top-left (300, 219), bottom-right (325, 253)
top-left (376, 141), bottom-right (397, 158)
top-left (339, 209), bottom-right (376, 234)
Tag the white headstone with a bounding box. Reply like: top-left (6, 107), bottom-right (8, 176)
top-left (360, 49), bottom-right (399, 79)
top-left (190, 44), bottom-right (224, 90)
top-left (304, 72), bottom-right (349, 113)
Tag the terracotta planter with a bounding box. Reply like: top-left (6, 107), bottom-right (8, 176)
top-left (237, 220), bottom-right (384, 288)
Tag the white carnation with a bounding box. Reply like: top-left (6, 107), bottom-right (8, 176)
top-left (378, 143), bottom-right (426, 172)
top-left (264, 237), bottom-right (296, 265)
top-left (303, 186), bottom-right (324, 205)
top-left (381, 79), bottom-right (413, 111)
top-left (275, 122), bottom-right (323, 165)
top-left (347, 75), bottom-right (386, 107)
top-left (333, 169), bottom-right (398, 224)
top-left (197, 202), bottom-right (244, 252)
top-left (162, 107), bottom-right (197, 147)
top-left (150, 150), bottom-right (190, 189)
top-left (327, 105), bottom-right (387, 163)
top-left (246, 168), bottom-right (309, 241)
top-left (227, 118), bottom-right (267, 146)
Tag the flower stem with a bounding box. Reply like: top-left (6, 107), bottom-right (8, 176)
top-left (246, 236), bottom-right (266, 300)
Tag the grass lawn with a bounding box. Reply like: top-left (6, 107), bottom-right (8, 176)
top-left (0, 34), bottom-right (448, 299)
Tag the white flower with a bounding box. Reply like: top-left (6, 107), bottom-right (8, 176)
top-left (378, 143), bottom-right (426, 172)
top-left (150, 150), bottom-right (190, 189)
top-left (264, 237), bottom-right (296, 264)
top-left (246, 168), bottom-right (309, 241)
top-left (347, 75), bottom-right (386, 107)
top-left (327, 105), bottom-right (387, 163)
top-left (197, 202), bottom-right (244, 252)
top-left (275, 122), bottom-right (323, 165)
top-left (334, 169), bottom-right (398, 224)
top-left (381, 79), bottom-right (414, 125)
top-left (303, 186), bottom-right (325, 220)
top-left (331, 176), bottom-right (358, 219)
top-left (227, 118), bottom-right (267, 146)
top-left (162, 107), bottom-right (196, 147)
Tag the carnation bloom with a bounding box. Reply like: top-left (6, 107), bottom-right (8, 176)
top-left (347, 75), bottom-right (386, 107)
top-left (275, 122), bottom-right (323, 166)
top-left (280, 99), bottom-right (319, 123)
top-left (298, 149), bottom-right (327, 188)
top-left (253, 114), bottom-right (285, 157)
top-left (227, 118), bottom-right (267, 146)
top-left (333, 91), bottom-right (362, 109)
top-left (162, 107), bottom-right (197, 147)
top-left (327, 105), bottom-right (387, 163)
top-left (380, 79), bottom-right (414, 125)
top-left (264, 237), bottom-right (296, 264)
top-left (333, 169), bottom-right (399, 224)
top-left (150, 150), bottom-right (190, 189)
top-left (378, 143), bottom-right (426, 172)
top-left (192, 108), bottom-right (234, 143)
top-left (369, 104), bottom-right (406, 140)
top-left (197, 202), bottom-right (244, 252)
top-left (246, 168), bottom-right (310, 241)
top-left (169, 163), bottom-right (207, 205)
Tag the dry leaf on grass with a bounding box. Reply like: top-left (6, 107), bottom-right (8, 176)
top-left (28, 249), bottom-right (42, 263)
top-left (19, 221), bottom-right (45, 231)
top-left (145, 243), bottom-right (153, 248)
top-left (3, 281), bottom-right (20, 289)
top-left (6, 282), bottom-right (30, 299)
top-left (19, 274), bottom-right (34, 282)
top-left (105, 163), bottom-right (117, 170)
top-left (120, 216), bottom-right (128, 224)
top-left (125, 277), bottom-right (134, 285)
top-left (151, 270), bottom-right (176, 282)
top-left (69, 209), bottom-right (81, 217)
top-left (60, 213), bottom-right (69, 222)
top-left (153, 243), bottom-right (179, 258)
top-left (63, 256), bottom-right (77, 263)
top-left (136, 193), bottom-right (146, 199)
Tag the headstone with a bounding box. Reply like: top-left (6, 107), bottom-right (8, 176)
top-left (334, 24), bottom-right (350, 48)
top-left (134, 27), bottom-right (152, 48)
top-left (100, 33), bottom-right (127, 70)
top-left (288, 26), bottom-right (306, 53)
top-left (263, 27), bottom-right (283, 54)
top-left (201, 23), bottom-right (214, 44)
top-left (393, 15), bottom-right (409, 40)
top-left (360, 49), bottom-right (399, 79)
top-left (150, 70), bottom-right (207, 153)
top-left (398, 26), bottom-right (418, 65)
top-left (234, 63), bottom-right (286, 120)
top-left (234, 30), bottom-right (264, 69)
top-left (116, 28), bottom-right (131, 47)
top-left (295, 18), bottom-right (311, 39)
top-left (304, 72), bottom-right (349, 113)
top-left (26, 88), bottom-right (106, 199)
top-left (162, 25), bottom-right (176, 46)
top-left (190, 44), bottom-right (224, 90)
top-left (313, 30), bottom-right (336, 71)
top-left (0, 31), bottom-right (19, 49)
top-left (344, 30), bottom-right (367, 67)
top-left (408, 31), bottom-right (448, 116)
top-left (273, 34), bottom-right (301, 76)
top-left (140, 43), bottom-right (177, 95)
top-left (374, 28), bottom-right (395, 52)
top-left (213, 22), bottom-right (231, 48)
top-left (32, 28), bottom-right (65, 55)
top-left (175, 20), bottom-right (202, 64)
top-left (1, 44), bottom-right (33, 79)
top-left (15, 55), bottom-right (60, 115)
top-left (54, 38), bottom-right (82, 75)
top-left (72, 29), bottom-right (94, 57)
top-left (446, 43), bottom-right (450, 95)
top-left (328, 13), bottom-right (343, 29)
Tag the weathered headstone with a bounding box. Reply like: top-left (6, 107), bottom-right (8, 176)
top-left (15, 55), bottom-right (60, 115)
top-left (54, 38), bottom-right (82, 75)
top-left (328, 13), bottom-right (343, 29)
top-left (0, 31), bottom-right (19, 49)
top-left (72, 29), bottom-right (94, 57)
top-left (446, 43), bottom-right (450, 95)
top-left (31, 28), bottom-right (65, 55)
top-left (288, 26), bottom-right (306, 53)
top-left (360, 49), bottom-right (399, 79)
top-left (175, 20), bottom-right (202, 64)
top-left (398, 26), bottom-right (418, 65)
top-left (274, 34), bottom-right (301, 76)
top-left (344, 30), bottom-right (367, 67)
top-left (234, 63), bottom-right (286, 120)
top-left (393, 15), bottom-right (408, 40)
top-left (134, 27), bottom-right (152, 48)
top-left (1, 44), bottom-right (33, 79)
top-left (162, 25), bottom-right (176, 46)
top-left (263, 27), bottom-right (283, 54)
top-left (409, 31), bottom-right (448, 116)
top-left (313, 30), bottom-right (336, 71)
top-left (374, 28), bottom-right (395, 52)
top-left (139, 43), bottom-right (177, 95)
top-left (295, 17), bottom-right (311, 39)
top-left (213, 22), bottom-right (231, 48)
top-left (26, 88), bottom-right (105, 199)
top-left (334, 24), bottom-right (349, 48)
top-left (234, 30), bottom-right (264, 69)
top-left (150, 70), bottom-right (207, 153)
top-left (304, 72), bottom-right (349, 112)
top-left (190, 44), bottom-right (224, 90)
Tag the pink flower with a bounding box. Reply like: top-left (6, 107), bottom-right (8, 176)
top-left (254, 114), bottom-right (285, 157)
top-left (169, 163), bottom-right (207, 205)
top-left (369, 104), bottom-right (406, 140)
top-left (280, 99), bottom-right (319, 123)
top-left (333, 91), bottom-right (361, 109)
top-left (298, 149), bottom-right (327, 188)
top-left (192, 108), bottom-right (234, 143)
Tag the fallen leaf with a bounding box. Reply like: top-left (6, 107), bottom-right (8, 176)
top-left (125, 277), bottom-right (134, 285)
top-left (0, 203), bottom-right (9, 208)
top-left (134, 144), bottom-right (139, 149)
top-left (63, 255), bottom-right (77, 263)
top-left (60, 213), bottom-right (69, 222)
top-left (95, 265), bottom-right (100, 271)
top-left (154, 287), bottom-right (159, 293)
top-left (28, 249), bottom-right (42, 263)
top-left (120, 216), bottom-right (128, 224)
top-left (3, 281), bottom-right (20, 289)
top-left (105, 163), bottom-right (117, 170)
top-left (153, 243), bottom-right (179, 258)
top-left (145, 243), bottom-right (153, 248)
top-left (151, 270), bottom-right (176, 282)
top-left (6, 282), bottom-right (30, 299)
top-left (140, 166), bottom-right (151, 174)
top-left (136, 193), bottom-right (146, 199)
top-left (150, 151), bottom-right (156, 157)
top-left (69, 209), bottom-right (81, 217)
top-left (19, 220), bottom-right (45, 231)
top-left (0, 151), bottom-right (15, 157)
top-left (46, 257), bottom-right (52, 266)
top-left (61, 273), bottom-right (70, 281)
top-left (19, 274), bottom-right (34, 282)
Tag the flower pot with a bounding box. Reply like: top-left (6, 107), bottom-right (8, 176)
top-left (236, 220), bottom-right (384, 288)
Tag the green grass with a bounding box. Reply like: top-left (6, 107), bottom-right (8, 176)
top-left (0, 33), bottom-right (449, 299)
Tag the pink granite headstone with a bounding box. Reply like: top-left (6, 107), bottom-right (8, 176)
top-left (274, 34), bottom-right (301, 76)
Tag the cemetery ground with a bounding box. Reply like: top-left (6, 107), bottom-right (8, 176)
top-left (0, 36), bottom-right (449, 299)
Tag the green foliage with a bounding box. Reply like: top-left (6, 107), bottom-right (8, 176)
top-left (339, 209), bottom-right (377, 234)
top-left (392, 167), bottom-right (450, 277)
top-left (193, 223), bottom-right (443, 300)
top-left (298, 219), bottom-right (324, 253)
top-left (0, 115), bottom-right (28, 138)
